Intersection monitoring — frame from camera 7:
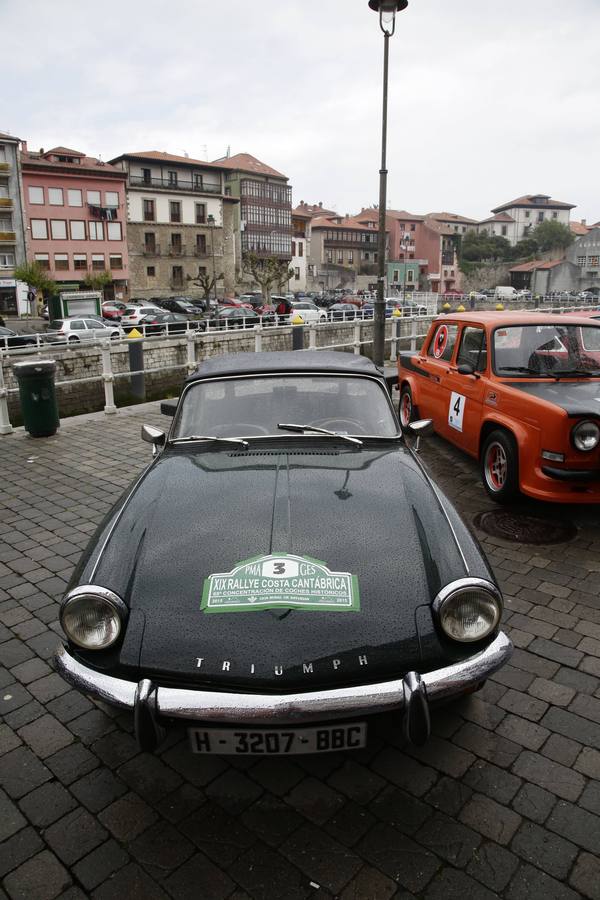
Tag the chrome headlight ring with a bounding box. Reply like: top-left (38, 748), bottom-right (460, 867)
top-left (433, 577), bottom-right (502, 644)
top-left (60, 585), bottom-right (128, 650)
top-left (571, 420), bottom-right (600, 452)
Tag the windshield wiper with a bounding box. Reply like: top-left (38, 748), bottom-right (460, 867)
top-left (277, 423), bottom-right (363, 447)
top-left (552, 369), bottom-right (600, 378)
top-left (169, 435), bottom-right (249, 448)
top-left (497, 366), bottom-right (552, 377)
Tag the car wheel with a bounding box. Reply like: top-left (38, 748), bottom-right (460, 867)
top-left (481, 429), bottom-right (519, 503)
top-left (110, 332), bottom-right (119, 341)
top-left (68, 335), bottom-right (80, 343)
top-left (399, 385), bottom-right (417, 432)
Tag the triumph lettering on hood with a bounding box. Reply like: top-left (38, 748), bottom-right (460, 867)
top-left (201, 553), bottom-right (360, 613)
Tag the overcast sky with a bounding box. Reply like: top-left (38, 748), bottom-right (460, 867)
top-left (4, 0), bottom-right (600, 223)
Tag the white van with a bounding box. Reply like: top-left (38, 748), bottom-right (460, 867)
top-left (494, 286), bottom-right (517, 301)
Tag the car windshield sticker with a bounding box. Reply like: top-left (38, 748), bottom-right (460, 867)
top-left (433, 325), bottom-right (448, 359)
top-left (449, 392), bottom-right (466, 431)
top-left (202, 554), bottom-right (360, 613)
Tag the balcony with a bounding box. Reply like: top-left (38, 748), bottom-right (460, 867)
top-left (168, 244), bottom-right (186, 257)
top-left (129, 175), bottom-right (222, 194)
top-left (193, 247), bottom-right (208, 257)
top-left (0, 198), bottom-right (13, 209)
top-left (0, 231), bottom-right (16, 242)
top-left (143, 244), bottom-right (160, 256)
top-left (0, 162), bottom-right (10, 172)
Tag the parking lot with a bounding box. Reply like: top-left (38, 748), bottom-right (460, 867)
top-left (1, 402), bottom-right (600, 899)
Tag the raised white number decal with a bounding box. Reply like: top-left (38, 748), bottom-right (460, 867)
top-left (449, 392), bottom-right (466, 432)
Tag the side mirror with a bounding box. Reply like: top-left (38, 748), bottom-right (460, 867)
top-left (457, 363), bottom-right (475, 376)
top-left (141, 424), bottom-right (166, 456)
top-left (160, 398), bottom-right (178, 417)
top-left (408, 419), bottom-right (433, 452)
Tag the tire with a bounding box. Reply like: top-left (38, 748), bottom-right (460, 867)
top-left (481, 429), bottom-right (519, 503)
top-left (68, 335), bottom-right (80, 343)
top-left (399, 384), bottom-right (417, 432)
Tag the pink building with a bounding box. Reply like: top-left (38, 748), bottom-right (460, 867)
top-left (21, 145), bottom-right (129, 301)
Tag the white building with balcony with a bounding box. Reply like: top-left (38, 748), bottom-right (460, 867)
top-left (0, 132), bottom-right (28, 315)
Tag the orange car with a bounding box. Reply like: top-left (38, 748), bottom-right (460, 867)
top-left (397, 312), bottom-right (600, 503)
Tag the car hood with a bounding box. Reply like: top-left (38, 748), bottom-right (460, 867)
top-left (85, 444), bottom-right (477, 690)
top-left (506, 379), bottom-right (600, 417)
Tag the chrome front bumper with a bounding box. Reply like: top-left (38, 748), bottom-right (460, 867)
top-left (56, 632), bottom-right (512, 744)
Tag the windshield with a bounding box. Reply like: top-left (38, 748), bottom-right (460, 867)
top-left (494, 324), bottom-right (600, 376)
top-left (173, 375), bottom-right (399, 439)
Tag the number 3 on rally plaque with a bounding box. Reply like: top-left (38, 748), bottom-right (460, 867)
top-left (448, 392), bottom-right (466, 432)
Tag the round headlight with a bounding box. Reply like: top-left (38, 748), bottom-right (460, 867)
top-left (572, 420), bottom-right (600, 452)
top-left (60, 586), bottom-right (126, 650)
top-left (435, 578), bottom-right (502, 643)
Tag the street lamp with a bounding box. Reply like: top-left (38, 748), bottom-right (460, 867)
top-left (368, 0), bottom-right (409, 367)
top-left (207, 213), bottom-right (217, 308)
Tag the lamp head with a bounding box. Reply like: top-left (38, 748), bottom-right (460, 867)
top-left (368, 0), bottom-right (408, 34)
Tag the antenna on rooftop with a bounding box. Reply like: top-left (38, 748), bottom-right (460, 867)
top-left (226, 145), bottom-right (231, 158)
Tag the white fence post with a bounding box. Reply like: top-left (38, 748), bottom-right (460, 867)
top-left (254, 324), bottom-right (262, 353)
top-left (186, 331), bottom-right (196, 373)
top-left (309, 323), bottom-right (317, 349)
top-left (0, 355), bottom-right (13, 434)
top-left (410, 317), bottom-right (417, 352)
top-left (353, 323), bottom-right (361, 355)
top-left (101, 342), bottom-right (117, 415)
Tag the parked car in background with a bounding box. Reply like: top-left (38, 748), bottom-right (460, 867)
top-left (443, 290), bottom-right (464, 299)
top-left (494, 286), bottom-right (517, 301)
top-left (221, 297), bottom-right (254, 309)
top-left (155, 298), bottom-right (201, 317)
top-left (41, 304), bottom-right (49, 320)
top-left (207, 307), bottom-right (264, 330)
top-left (121, 305), bottom-right (163, 330)
top-left (137, 312), bottom-right (202, 335)
top-left (328, 303), bottom-right (360, 321)
top-left (102, 302), bottom-right (127, 320)
top-left (398, 311), bottom-right (600, 503)
top-left (286, 301), bottom-right (327, 324)
top-left (45, 317), bottom-right (122, 343)
top-left (0, 326), bottom-right (37, 349)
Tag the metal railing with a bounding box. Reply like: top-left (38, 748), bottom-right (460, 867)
top-left (129, 175), bottom-right (222, 194)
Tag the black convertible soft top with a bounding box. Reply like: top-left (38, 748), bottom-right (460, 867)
top-left (186, 351), bottom-right (384, 383)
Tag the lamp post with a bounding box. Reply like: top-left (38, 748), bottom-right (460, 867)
top-left (207, 214), bottom-right (217, 308)
top-left (368, 0), bottom-right (409, 367)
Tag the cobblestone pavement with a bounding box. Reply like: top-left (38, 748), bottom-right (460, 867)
top-left (1, 402), bottom-right (600, 900)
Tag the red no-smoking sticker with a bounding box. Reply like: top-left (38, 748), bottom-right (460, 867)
top-left (433, 325), bottom-right (448, 358)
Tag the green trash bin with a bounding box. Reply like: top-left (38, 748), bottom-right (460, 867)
top-left (13, 359), bottom-right (60, 437)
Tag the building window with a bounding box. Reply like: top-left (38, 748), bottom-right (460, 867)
top-left (109, 254), bottom-right (123, 270)
top-left (50, 220), bottom-right (67, 239)
top-left (74, 254), bottom-right (87, 270)
top-left (67, 189), bottom-right (82, 206)
top-left (89, 221), bottom-right (104, 240)
top-left (172, 265), bottom-right (183, 286)
top-left (0, 215), bottom-right (12, 230)
top-left (87, 190), bottom-right (101, 205)
top-left (143, 199), bottom-right (155, 222)
top-left (141, 168), bottom-right (151, 185)
top-left (168, 171), bottom-right (178, 186)
top-left (337, 252), bottom-right (343, 264)
top-left (48, 188), bottom-right (64, 206)
top-left (196, 233), bottom-right (206, 254)
top-left (70, 220), bottom-right (86, 240)
top-left (348, 251), bottom-right (353, 263)
top-left (407, 270), bottom-right (414, 283)
top-left (525, 211), bottom-right (530, 219)
top-left (147, 266), bottom-right (155, 276)
top-left (590, 256), bottom-right (599, 267)
top-left (195, 203), bottom-right (206, 224)
top-left (224, 187), bottom-right (231, 196)
top-left (537, 212), bottom-right (544, 223)
top-left (193, 173), bottom-right (203, 190)
top-left (577, 256), bottom-right (586, 266)
top-left (54, 253), bottom-right (69, 270)
top-left (0, 253), bottom-right (15, 268)
top-left (144, 232), bottom-right (156, 252)
top-left (393, 270), bottom-right (399, 282)
top-left (105, 191), bottom-right (119, 207)
top-left (0, 146), bottom-right (5, 162)
top-left (92, 254), bottom-right (105, 270)
top-left (31, 219), bottom-right (48, 239)
top-left (552, 211), bottom-right (558, 219)
top-left (291, 241), bottom-right (296, 256)
top-left (28, 186), bottom-right (44, 204)
top-left (171, 233), bottom-right (182, 253)
top-left (364, 252), bottom-right (370, 261)
top-left (410, 224), bottom-right (416, 231)
top-left (169, 201), bottom-right (181, 223)
top-left (107, 222), bottom-right (122, 240)
top-left (298, 242), bottom-right (303, 257)
top-left (34, 253), bottom-right (50, 270)
top-left (295, 268), bottom-right (300, 280)
top-left (326, 250), bottom-right (333, 263)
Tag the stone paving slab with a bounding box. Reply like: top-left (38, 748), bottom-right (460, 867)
top-left (1, 402), bottom-right (600, 898)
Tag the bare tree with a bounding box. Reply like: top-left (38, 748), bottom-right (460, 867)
top-left (190, 269), bottom-right (224, 300)
top-left (242, 253), bottom-right (294, 303)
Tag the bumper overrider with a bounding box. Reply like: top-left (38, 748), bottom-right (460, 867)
top-left (55, 632), bottom-right (512, 752)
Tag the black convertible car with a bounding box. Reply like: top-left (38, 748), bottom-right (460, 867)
top-left (56, 352), bottom-right (512, 754)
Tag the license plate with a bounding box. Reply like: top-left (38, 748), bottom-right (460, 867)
top-left (188, 722), bottom-right (367, 755)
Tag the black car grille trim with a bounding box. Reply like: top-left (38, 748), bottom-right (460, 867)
top-left (228, 449), bottom-right (340, 457)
